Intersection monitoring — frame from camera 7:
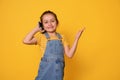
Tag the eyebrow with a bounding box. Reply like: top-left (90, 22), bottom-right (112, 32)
top-left (43, 18), bottom-right (56, 22)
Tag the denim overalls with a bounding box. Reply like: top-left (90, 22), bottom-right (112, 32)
top-left (35, 32), bottom-right (65, 80)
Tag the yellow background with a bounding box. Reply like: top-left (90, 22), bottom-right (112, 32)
top-left (0, 0), bottom-right (120, 80)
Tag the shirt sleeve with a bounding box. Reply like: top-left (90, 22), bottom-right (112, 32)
top-left (61, 35), bottom-right (69, 46)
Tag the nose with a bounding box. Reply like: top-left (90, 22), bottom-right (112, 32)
top-left (48, 22), bottom-right (52, 26)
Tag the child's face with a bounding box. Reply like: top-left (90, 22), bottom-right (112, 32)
top-left (42, 13), bottom-right (58, 33)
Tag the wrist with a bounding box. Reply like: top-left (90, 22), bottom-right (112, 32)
top-left (74, 37), bottom-right (79, 42)
top-left (32, 28), bottom-right (39, 35)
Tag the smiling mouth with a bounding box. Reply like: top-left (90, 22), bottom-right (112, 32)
top-left (47, 27), bottom-right (54, 29)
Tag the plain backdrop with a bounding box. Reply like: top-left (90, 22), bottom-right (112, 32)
top-left (0, 0), bottom-right (120, 80)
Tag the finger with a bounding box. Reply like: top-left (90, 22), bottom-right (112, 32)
top-left (41, 30), bottom-right (45, 32)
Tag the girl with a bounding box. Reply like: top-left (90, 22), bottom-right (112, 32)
top-left (23, 10), bottom-right (85, 80)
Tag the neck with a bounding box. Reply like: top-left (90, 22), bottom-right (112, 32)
top-left (47, 32), bottom-right (57, 36)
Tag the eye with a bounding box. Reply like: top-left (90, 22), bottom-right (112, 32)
top-left (52, 21), bottom-right (54, 22)
top-left (51, 20), bottom-right (55, 22)
top-left (44, 21), bottom-right (48, 24)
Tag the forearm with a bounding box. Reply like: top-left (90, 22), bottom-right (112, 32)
top-left (66, 38), bottom-right (79, 58)
top-left (65, 28), bottom-right (85, 58)
top-left (23, 27), bottom-right (39, 44)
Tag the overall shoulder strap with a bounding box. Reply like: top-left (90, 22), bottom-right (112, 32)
top-left (44, 32), bottom-right (50, 39)
top-left (56, 33), bottom-right (62, 39)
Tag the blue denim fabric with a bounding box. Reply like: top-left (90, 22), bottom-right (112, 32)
top-left (35, 32), bottom-right (65, 80)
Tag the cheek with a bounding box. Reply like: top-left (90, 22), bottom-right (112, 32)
top-left (43, 24), bottom-right (47, 28)
top-left (53, 23), bottom-right (58, 27)
top-left (43, 26), bottom-right (47, 30)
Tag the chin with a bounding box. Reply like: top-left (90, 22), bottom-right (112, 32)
top-left (47, 30), bottom-right (56, 33)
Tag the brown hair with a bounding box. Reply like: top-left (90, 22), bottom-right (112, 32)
top-left (40, 10), bottom-right (59, 24)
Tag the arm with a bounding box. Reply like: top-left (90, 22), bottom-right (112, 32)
top-left (23, 23), bottom-right (44, 45)
top-left (64, 28), bottom-right (85, 58)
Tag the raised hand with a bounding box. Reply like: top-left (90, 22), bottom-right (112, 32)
top-left (75, 27), bottom-right (85, 40)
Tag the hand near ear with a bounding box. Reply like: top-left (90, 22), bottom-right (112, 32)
top-left (36, 22), bottom-right (45, 33)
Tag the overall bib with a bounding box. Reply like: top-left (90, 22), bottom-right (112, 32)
top-left (35, 32), bottom-right (65, 80)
